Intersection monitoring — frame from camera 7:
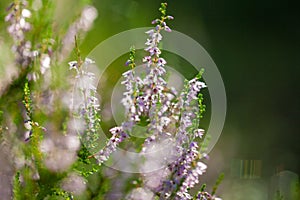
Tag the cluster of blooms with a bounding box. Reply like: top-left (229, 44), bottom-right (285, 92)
top-left (95, 126), bottom-right (128, 164)
top-left (119, 3), bottom-right (222, 199)
top-left (110, 5), bottom-right (181, 163)
top-left (58, 3), bottom-right (211, 199)
top-left (122, 47), bottom-right (143, 124)
top-left (5, 0), bottom-right (55, 81)
top-left (27, 38), bottom-right (55, 82)
top-left (175, 77), bottom-right (207, 153)
top-left (70, 4), bottom-right (190, 176)
top-left (5, 0), bottom-right (32, 67)
top-left (155, 142), bottom-right (201, 198)
top-left (177, 160), bottom-right (207, 199)
top-left (69, 58), bottom-right (101, 153)
top-left (69, 55), bottom-right (129, 167)
top-left (38, 39), bottom-right (55, 75)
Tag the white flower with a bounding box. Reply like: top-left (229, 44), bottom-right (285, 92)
top-left (68, 61), bottom-right (78, 70)
top-left (24, 120), bottom-right (32, 130)
top-left (19, 18), bottom-right (26, 28)
top-left (194, 129), bottom-right (205, 138)
top-left (157, 58), bottom-right (167, 67)
top-left (109, 126), bottom-right (122, 135)
top-left (40, 54), bottom-right (51, 74)
top-left (41, 54), bottom-right (51, 68)
top-left (32, 50), bottom-right (39, 57)
top-left (21, 9), bottom-right (31, 18)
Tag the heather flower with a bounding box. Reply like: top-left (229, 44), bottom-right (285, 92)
top-left (86, 49), bottom-right (139, 166)
top-left (24, 130), bottom-right (32, 142)
top-left (194, 128), bottom-right (205, 139)
top-left (137, 11), bottom-right (174, 144)
top-left (23, 119), bottom-right (32, 130)
top-left (70, 57), bottom-right (101, 154)
top-left (175, 76), bottom-right (207, 149)
top-left (121, 48), bottom-right (142, 126)
top-left (5, 1), bottom-right (31, 42)
top-left (176, 161), bottom-right (207, 199)
top-left (5, 1), bottom-right (55, 81)
top-left (109, 7), bottom-right (213, 199)
top-left (157, 57), bottom-right (167, 67)
top-left (157, 142), bottom-right (200, 197)
top-left (21, 9), bottom-right (31, 18)
top-left (95, 126), bottom-right (128, 164)
top-left (142, 56), bottom-right (152, 63)
top-left (5, 1), bottom-right (33, 67)
top-left (68, 61), bottom-right (78, 70)
top-left (40, 53), bottom-right (51, 74)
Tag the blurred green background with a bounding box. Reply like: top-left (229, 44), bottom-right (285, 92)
top-left (1, 0), bottom-right (299, 199)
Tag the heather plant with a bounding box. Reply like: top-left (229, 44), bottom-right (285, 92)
top-left (0, 1), bottom-right (222, 199)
